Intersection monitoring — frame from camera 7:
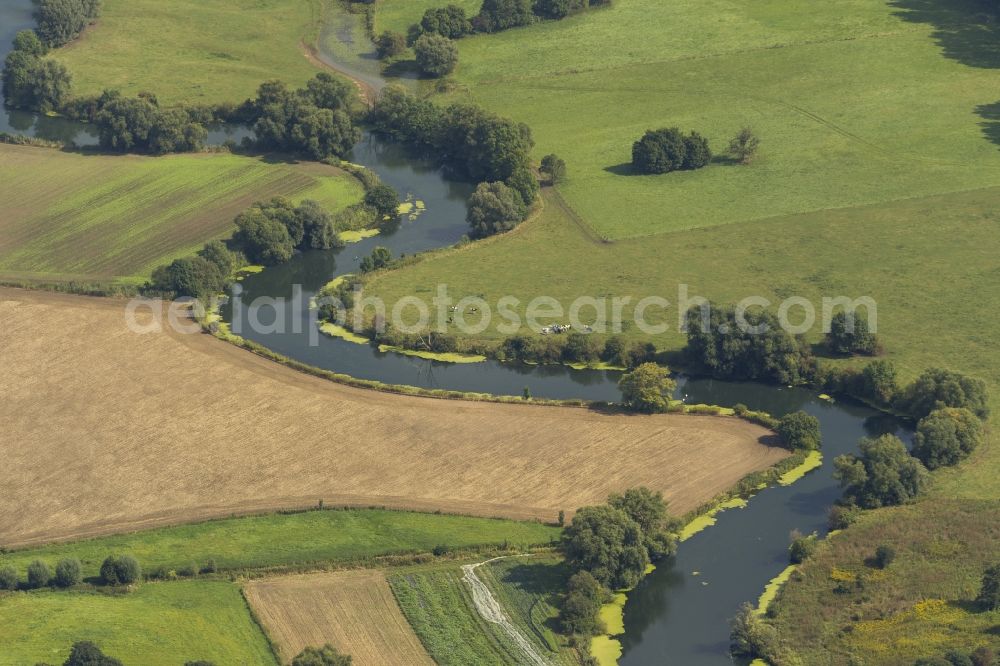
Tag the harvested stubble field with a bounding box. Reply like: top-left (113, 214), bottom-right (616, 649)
top-left (0, 288), bottom-right (786, 547)
top-left (244, 569), bottom-right (433, 666)
top-left (0, 144), bottom-right (363, 283)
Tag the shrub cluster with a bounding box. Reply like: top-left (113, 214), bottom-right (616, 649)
top-left (248, 75), bottom-right (360, 160)
top-left (370, 86), bottom-right (536, 199)
top-left (1, 30), bottom-right (71, 112)
top-left (776, 411), bottom-right (821, 451)
top-left (559, 570), bottom-right (607, 635)
top-left (150, 196), bottom-right (357, 298)
top-left (61, 640), bottom-right (124, 666)
top-left (91, 91), bottom-right (208, 154)
top-left (414, 33), bottom-right (460, 77)
top-left (913, 648), bottom-right (996, 666)
top-left (410, 0), bottom-right (609, 42)
top-left (730, 602), bottom-right (803, 666)
top-left (369, 87), bottom-right (537, 236)
top-left (683, 304), bottom-right (816, 385)
top-left (0, 557), bottom-right (83, 590)
top-left (834, 434), bottom-right (928, 509)
top-left (291, 644), bottom-right (352, 666)
top-left (499, 332), bottom-right (656, 367)
top-left (824, 311), bottom-right (880, 356)
top-left (561, 487), bottom-right (679, 591)
top-left (540, 153), bottom-right (567, 183)
top-left (788, 532), bottom-right (818, 564)
top-left (632, 127), bottom-right (711, 174)
top-left (34, 0), bottom-right (101, 48)
top-left (235, 197), bottom-right (346, 265)
top-left (359, 246), bottom-right (394, 273)
top-left (99, 554), bottom-right (141, 586)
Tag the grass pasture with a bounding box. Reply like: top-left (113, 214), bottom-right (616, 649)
top-left (0, 510), bottom-right (560, 580)
top-left (0, 287), bottom-right (785, 547)
top-left (244, 569), bottom-right (434, 665)
top-left (0, 581), bottom-right (276, 666)
top-left (771, 500), bottom-right (1000, 664)
top-left (390, 0), bottom-right (1000, 238)
top-left (53, 0), bottom-right (330, 106)
top-left (0, 145), bottom-right (364, 284)
top-left (388, 556), bottom-right (578, 665)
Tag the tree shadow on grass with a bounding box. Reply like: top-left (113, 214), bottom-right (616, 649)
top-left (976, 101), bottom-right (1000, 148)
top-left (382, 59), bottom-right (423, 80)
top-left (889, 0), bottom-right (1000, 69)
top-left (603, 162), bottom-right (636, 176)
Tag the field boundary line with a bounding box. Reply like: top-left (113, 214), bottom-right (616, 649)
top-left (546, 186), bottom-right (612, 245)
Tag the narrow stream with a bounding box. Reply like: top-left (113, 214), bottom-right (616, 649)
top-left (1, 5), bottom-right (911, 663)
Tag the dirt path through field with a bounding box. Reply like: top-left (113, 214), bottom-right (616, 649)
top-left (0, 288), bottom-right (787, 548)
top-left (462, 556), bottom-right (549, 666)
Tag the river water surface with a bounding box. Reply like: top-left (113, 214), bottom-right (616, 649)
top-left (1, 5), bottom-right (909, 663)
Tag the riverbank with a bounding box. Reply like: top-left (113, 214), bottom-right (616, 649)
top-left (588, 448), bottom-right (821, 665)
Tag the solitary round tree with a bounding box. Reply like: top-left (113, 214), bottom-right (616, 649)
top-left (26, 560), bottom-right (51, 589)
top-left (467, 181), bottom-right (527, 238)
top-left (977, 563), bottom-right (1000, 611)
top-left (365, 183), bottom-right (401, 219)
top-left (728, 127), bottom-right (760, 164)
top-left (912, 407), bottom-right (983, 469)
top-left (375, 31), bottom-right (406, 59)
top-left (632, 128), bottom-right (686, 174)
top-left (777, 411), bottom-right (822, 451)
top-left (618, 363), bottom-right (675, 413)
top-left (414, 33), bottom-right (458, 77)
top-left (0, 566), bottom-right (18, 590)
top-left (54, 557), bottom-right (82, 587)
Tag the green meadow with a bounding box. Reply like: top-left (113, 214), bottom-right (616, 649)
top-left (0, 145), bottom-right (363, 283)
top-left (0, 581), bottom-right (276, 666)
top-left (388, 0), bottom-right (1000, 238)
top-left (53, 0), bottom-right (329, 106)
top-left (0, 509), bottom-right (559, 578)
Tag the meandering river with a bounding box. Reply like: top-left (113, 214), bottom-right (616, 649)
top-left (1, 5), bottom-right (910, 663)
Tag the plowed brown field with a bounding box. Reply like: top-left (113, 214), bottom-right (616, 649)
top-left (244, 570), bottom-right (433, 666)
top-left (0, 288), bottom-right (787, 547)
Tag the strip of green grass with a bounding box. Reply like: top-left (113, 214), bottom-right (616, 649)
top-left (0, 510), bottom-right (559, 579)
top-left (389, 557), bottom-right (577, 665)
top-left (0, 581), bottom-right (276, 666)
top-left (0, 145), bottom-right (364, 282)
top-left (53, 0), bottom-right (329, 106)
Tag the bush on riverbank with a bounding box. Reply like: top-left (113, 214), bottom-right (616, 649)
top-left (777, 411), bottom-right (822, 451)
top-left (834, 434), bottom-right (928, 509)
top-left (1, 30), bottom-right (71, 112)
top-left (618, 363), bottom-right (676, 413)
